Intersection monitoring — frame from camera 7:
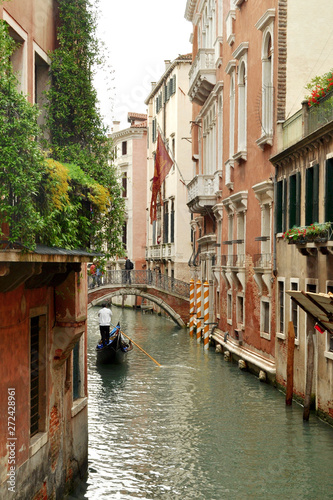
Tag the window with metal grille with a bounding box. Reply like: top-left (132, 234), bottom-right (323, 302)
top-left (30, 316), bottom-right (39, 437)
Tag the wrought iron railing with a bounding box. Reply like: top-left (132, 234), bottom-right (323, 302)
top-left (88, 270), bottom-right (190, 298)
top-left (308, 91), bottom-right (333, 135)
top-left (254, 253), bottom-right (272, 268)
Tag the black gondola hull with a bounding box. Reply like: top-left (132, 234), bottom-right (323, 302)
top-left (96, 325), bottom-right (132, 364)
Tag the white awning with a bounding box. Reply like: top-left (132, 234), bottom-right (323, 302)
top-left (286, 290), bottom-right (333, 333)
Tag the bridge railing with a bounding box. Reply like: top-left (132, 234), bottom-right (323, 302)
top-left (88, 270), bottom-right (190, 298)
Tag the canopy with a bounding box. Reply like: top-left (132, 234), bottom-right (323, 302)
top-left (286, 290), bottom-right (333, 333)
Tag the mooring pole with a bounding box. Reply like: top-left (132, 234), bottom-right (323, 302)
top-left (196, 280), bottom-right (202, 343)
top-left (303, 331), bottom-right (315, 421)
top-left (286, 321), bottom-right (295, 406)
top-left (189, 279), bottom-right (195, 337)
top-left (203, 281), bottom-right (210, 350)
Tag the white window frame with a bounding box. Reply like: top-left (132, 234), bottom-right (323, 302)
top-left (227, 288), bottom-right (233, 325)
top-left (290, 278), bottom-right (300, 345)
top-left (276, 277), bottom-right (285, 339)
top-left (260, 296), bottom-right (271, 340)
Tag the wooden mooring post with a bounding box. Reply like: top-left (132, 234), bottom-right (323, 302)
top-left (303, 332), bottom-right (315, 421)
top-left (286, 321), bottom-right (295, 406)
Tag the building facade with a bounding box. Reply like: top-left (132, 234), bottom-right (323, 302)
top-left (110, 113), bottom-right (148, 307)
top-left (271, 96), bottom-right (333, 423)
top-left (0, 1), bottom-right (90, 497)
top-left (145, 55), bottom-right (193, 283)
top-left (185, 0), bottom-right (333, 388)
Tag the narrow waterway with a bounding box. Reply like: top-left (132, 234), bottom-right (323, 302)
top-left (71, 307), bottom-right (333, 500)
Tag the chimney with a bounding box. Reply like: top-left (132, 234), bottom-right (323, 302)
top-left (112, 120), bottom-right (120, 133)
top-left (164, 60), bottom-right (171, 71)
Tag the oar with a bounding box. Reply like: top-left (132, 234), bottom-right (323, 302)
top-left (111, 322), bottom-right (161, 367)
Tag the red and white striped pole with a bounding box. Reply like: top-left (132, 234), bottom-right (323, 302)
top-left (203, 281), bottom-right (210, 350)
top-left (189, 279), bottom-right (195, 336)
top-left (196, 280), bottom-right (202, 343)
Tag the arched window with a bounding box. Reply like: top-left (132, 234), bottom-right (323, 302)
top-left (238, 60), bottom-right (247, 153)
top-left (229, 73), bottom-right (235, 158)
top-left (261, 31), bottom-right (273, 138)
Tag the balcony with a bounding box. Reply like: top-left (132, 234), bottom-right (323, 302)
top-left (283, 222), bottom-right (333, 256)
top-left (188, 48), bottom-right (216, 106)
top-left (187, 174), bottom-right (216, 214)
top-left (146, 243), bottom-right (175, 261)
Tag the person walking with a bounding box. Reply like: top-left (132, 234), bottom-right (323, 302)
top-left (98, 302), bottom-right (112, 346)
top-left (125, 256), bottom-right (133, 284)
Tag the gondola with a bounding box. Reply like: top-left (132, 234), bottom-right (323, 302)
top-left (96, 323), bottom-right (133, 364)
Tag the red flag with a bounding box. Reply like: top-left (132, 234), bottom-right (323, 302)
top-left (150, 132), bottom-right (173, 223)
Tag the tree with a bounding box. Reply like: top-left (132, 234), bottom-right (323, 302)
top-left (44, 0), bottom-right (125, 257)
top-left (0, 20), bottom-right (45, 248)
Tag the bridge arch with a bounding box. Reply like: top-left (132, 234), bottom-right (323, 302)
top-left (88, 287), bottom-right (187, 327)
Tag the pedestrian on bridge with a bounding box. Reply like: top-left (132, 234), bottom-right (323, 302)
top-left (98, 302), bottom-right (112, 346)
top-left (124, 257), bottom-right (133, 284)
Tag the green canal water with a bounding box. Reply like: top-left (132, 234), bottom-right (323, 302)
top-left (71, 307), bottom-right (333, 499)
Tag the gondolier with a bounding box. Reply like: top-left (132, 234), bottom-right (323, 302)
top-left (98, 303), bottom-right (112, 346)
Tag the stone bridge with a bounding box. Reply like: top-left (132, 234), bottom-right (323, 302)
top-left (88, 270), bottom-right (190, 327)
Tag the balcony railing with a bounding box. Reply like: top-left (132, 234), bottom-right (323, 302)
top-left (308, 92), bottom-right (333, 135)
top-left (282, 109), bottom-right (302, 150)
top-left (146, 243), bottom-right (175, 261)
top-left (187, 174), bottom-right (216, 213)
top-left (221, 254), bottom-right (245, 267)
top-left (188, 48), bottom-right (216, 105)
top-left (254, 253), bottom-right (272, 268)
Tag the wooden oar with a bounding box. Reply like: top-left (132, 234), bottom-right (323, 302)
top-left (111, 323), bottom-right (161, 367)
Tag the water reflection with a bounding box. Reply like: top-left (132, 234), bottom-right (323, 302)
top-left (70, 307), bottom-right (333, 500)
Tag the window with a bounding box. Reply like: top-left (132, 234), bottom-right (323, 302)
top-left (325, 159), bottom-right (333, 223)
top-left (305, 164), bottom-right (319, 225)
top-left (289, 172), bottom-right (301, 228)
top-left (237, 61), bottom-right (247, 154)
top-left (256, 10), bottom-right (275, 147)
top-left (237, 294), bottom-right (244, 326)
top-left (73, 338), bottom-right (84, 401)
top-left (276, 178), bottom-right (287, 233)
top-left (122, 173), bottom-right (127, 198)
top-left (227, 289), bottom-right (232, 324)
top-left (277, 279), bottom-right (285, 335)
top-left (170, 200), bottom-right (175, 243)
top-left (4, 13), bottom-right (28, 95)
top-left (152, 118), bottom-right (157, 143)
top-left (290, 280), bottom-right (299, 340)
top-left (30, 314), bottom-right (46, 437)
top-left (163, 202), bottom-right (169, 243)
top-left (261, 298), bottom-right (270, 338)
top-left (34, 48), bottom-right (50, 132)
top-left (122, 221), bottom-right (127, 249)
top-left (229, 72), bottom-right (235, 158)
top-left (122, 141), bottom-right (127, 156)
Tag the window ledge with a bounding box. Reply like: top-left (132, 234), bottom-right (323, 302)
top-left (30, 431), bottom-right (48, 457)
top-left (233, 150), bottom-right (247, 163)
top-left (71, 396), bottom-right (88, 418)
top-left (260, 331), bottom-right (271, 340)
top-left (324, 351), bottom-right (333, 361)
top-left (276, 332), bottom-right (286, 340)
top-left (256, 134), bottom-right (273, 150)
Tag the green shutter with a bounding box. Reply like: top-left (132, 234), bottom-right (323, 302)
top-left (313, 163), bottom-right (319, 223)
top-left (276, 180), bottom-right (283, 233)
top-left (305, 167), bottom-right (313, 225)
top-left (325, 159), bottom-right (333, 222)
top-left (289, 174), bottom-right (296, 228)
top-left (296, 171), bottom-right (301, 226)
top-left (283, 178), bottom-right (287, 232)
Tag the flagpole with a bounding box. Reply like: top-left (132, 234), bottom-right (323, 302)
top-left (156, 124), bottom-right (188, 188)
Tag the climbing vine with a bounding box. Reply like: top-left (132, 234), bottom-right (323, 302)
top-left (44, 0), bottom-right (125, 257)
top-left (0, 20), bottom-right (45, 248)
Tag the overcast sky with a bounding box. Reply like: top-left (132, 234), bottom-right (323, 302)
top-left (93, 0), bottom-right (192, 131)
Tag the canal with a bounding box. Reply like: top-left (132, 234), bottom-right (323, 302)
top-left (71, 307), bottom-right (333, 499)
